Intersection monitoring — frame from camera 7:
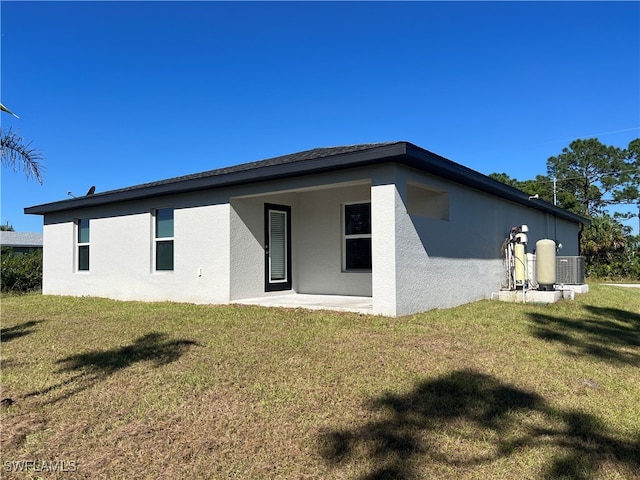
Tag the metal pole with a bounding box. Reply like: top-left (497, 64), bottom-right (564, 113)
top-left (553, 177), bottom-right (557, 206)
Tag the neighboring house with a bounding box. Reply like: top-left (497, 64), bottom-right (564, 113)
top-left (25, 142), bottom-right (588, 316)
top-left (0, 231), bottom-right (43, 256)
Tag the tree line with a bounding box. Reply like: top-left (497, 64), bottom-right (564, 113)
top-left (490, 138), bottom-right (640, 279)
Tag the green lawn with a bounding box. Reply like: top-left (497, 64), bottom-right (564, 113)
top-left (1, 285), bottom-right (639, 479)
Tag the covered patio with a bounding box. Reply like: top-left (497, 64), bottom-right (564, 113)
top-left (229, 177), bottom-right (374, 302)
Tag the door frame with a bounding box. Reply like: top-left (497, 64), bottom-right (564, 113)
top-left (264, 203), bottom-right (292, 291)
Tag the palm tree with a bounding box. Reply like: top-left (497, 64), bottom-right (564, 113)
top-left (1, 103), bottom-right (20, 118)
top-left (1, 103), bottom-right (44, 184)
top-left (581, 215), bottom-right (628, 264)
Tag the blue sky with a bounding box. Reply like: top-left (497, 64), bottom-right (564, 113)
top-left (2, 1), bottom-right (639, 233)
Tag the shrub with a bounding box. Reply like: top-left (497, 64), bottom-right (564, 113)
top-left (1, 249), bottom-right (43, 292)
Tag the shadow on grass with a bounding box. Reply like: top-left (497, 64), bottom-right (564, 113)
top-left (56, 332), bottom-right (199, 374)
top-left (528, 305), bottom-right (640, 365)
top-left (319, 370), bottom-right (639, 479)
top-left (23, 332), bottom-right (200, 404)
top-left (0, 320), bottom-right (44, 342)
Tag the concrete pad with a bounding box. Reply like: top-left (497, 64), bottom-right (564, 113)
top-left (232, 293), bottom-right (374, 315)
top-left (494, 289), bottom-right (562, 304)
top-left (603, 284), bottom-right (640, 289)
top-left (494, 283), bottom-right (590, 304)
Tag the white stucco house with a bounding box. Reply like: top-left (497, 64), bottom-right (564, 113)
top-left (25, 142), bottom-right (588, 316)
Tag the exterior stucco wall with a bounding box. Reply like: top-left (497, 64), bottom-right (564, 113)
top-left (42, 218), bottom-right (74, 295)
top-left (42, 193), bottom-right (231, 303)
top-left (42, 169), bottom-right (378, 305)
top-left (395, 166), bottom-right (580, 258)
top-left (371, 182), bottom-right (399, 316)
top-left (387, 165), bottom-right (582, 316)
top-left (295, 184), bottom-right (372, 296)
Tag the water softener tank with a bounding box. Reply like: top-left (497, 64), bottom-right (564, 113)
top-left (514, 243), bottom-right (526, 288)
top-left (536, 239), bottom-right (556, 291)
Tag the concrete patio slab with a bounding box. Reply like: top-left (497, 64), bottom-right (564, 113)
top-left (232, 293), bottom-right (374, 315)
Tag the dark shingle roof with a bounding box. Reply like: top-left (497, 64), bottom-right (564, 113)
top-left (24, 141), bottom-right (589, 225)
top-left (24, 142), bottom-right (403, 214)
top-left (109, 142), bottom-right (398, 192)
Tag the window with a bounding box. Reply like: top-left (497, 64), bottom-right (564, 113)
top-left (155, 208), bottom-right (174, 271)
top-left (77, 218), bottom-right (90, 271)
top-left (343, 202), bottom-right (372, 271)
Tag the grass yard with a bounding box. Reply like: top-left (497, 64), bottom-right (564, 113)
top-left (1, 285), bottom-right (639, 479)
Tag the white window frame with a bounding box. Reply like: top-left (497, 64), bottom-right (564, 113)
top-left (342, 201), bottom-right (372, 272)
top-left (76, 218), bottom-right (90, 272)
top-left (153, 207), bottom-right (174, 272)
